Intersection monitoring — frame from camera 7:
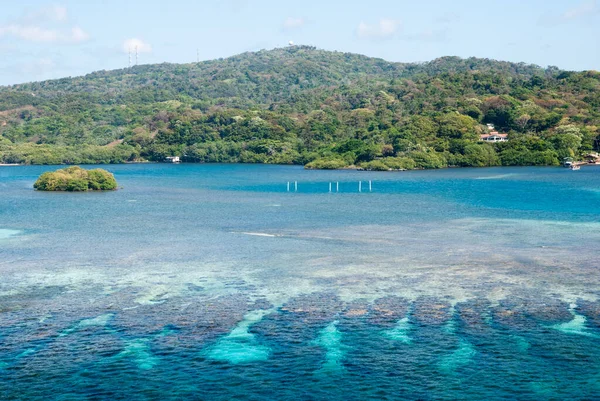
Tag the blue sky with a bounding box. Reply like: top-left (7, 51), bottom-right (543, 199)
top-left (0, 0), bottom-right (598, 85)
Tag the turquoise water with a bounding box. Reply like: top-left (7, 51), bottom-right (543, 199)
top-left (1, 164), bottom-right (600, 400)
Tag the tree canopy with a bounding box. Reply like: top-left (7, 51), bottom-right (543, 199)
top-left (2, 47), bottom-right (599, 169)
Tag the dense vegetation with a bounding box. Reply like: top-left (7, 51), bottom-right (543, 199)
top-left (1, 46), bottom-right (599, 169)
top-left (33, 166), bottom-right (117, 191)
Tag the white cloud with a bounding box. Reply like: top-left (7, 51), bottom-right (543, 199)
top-left (0, 25), bottom-right (58, 42)
top-left (50, 5), bottom-right (68, 22)
top-left (21, 4), bottom-right (68, 23)
top-left (561, 0), bottom-right (597, 20)
top-left (122, 38), bottom-right (152, 54)
top-left (0, 5), bottom-right (88, 44)
top-left (357, 19), bottom-right (401, 39)
top-left (540, 0), bottom-right (599, 25)
top-left (283, 17), bottom-right (306, 30)
top-left (42, 5), bottom-right (68, 22)
top-left (0, 24), bottom-right (89, 43)
top-left (70, 26), bottom-right (89, 42)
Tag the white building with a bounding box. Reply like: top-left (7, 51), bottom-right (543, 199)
top-left (480, 133), bottom-right (508, 142)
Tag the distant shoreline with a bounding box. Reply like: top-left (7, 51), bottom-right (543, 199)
top-left (2, 161), bottom-right (599, 171)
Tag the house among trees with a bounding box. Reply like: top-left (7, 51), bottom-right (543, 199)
top-left (165, 156), bottom-right (180, 163)
top-left (480, 124), bottom-right (508, 143)
top-left (584, 153), bottom-right (600, 164)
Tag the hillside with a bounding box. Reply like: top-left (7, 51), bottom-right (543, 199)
top-left (1, 46), bottom-right (599, 168)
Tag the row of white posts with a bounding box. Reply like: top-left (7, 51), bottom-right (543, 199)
top-left (287, 181), bottom-right (372, 192)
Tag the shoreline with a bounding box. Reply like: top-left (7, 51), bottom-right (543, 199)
top-left (2, 161), bottom-right (599, 170)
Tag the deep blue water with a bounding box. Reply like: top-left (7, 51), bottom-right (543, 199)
top-left (1, 164), bottom-right (600, 400)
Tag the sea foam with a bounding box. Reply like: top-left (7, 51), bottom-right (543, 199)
top-left (474, 174), bottom-right (518, 180)
top-left (0, 229), bottom-right (20, 240)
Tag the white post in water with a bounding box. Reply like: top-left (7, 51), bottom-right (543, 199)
top-left (359, 181), bottom-right (362, 193)
top-left (369, 180), bottom-right (372, 192)
top-left (329, 182), bottom-right (332, 193)
top-left (295, 181), bottom-right (298, 192)
top-left (336, 182), bottom-right (339, 192)
top-left (287, 182), bottom-right (290, 192)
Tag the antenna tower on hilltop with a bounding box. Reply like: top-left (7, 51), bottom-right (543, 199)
top-left (135, 46), bottom-right (139, 66)
top-left (128, 48), bottom-right (131, 68)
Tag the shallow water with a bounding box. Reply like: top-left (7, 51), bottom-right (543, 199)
top-left (1, 164), bottom-right (600, 400)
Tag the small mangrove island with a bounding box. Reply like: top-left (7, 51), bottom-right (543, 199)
top-left (33, 166), bottom-right (118, 192)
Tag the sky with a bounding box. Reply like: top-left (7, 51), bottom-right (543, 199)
top-left (0, 0), bottom-right (598, 86)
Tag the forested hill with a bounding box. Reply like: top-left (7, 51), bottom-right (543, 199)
top-left (1, 46), bottom-right (599, 168)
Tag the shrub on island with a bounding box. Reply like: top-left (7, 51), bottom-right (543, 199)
top-left (304, 157), bottom-right (349, 170)
top-left (359, 160), bottom-right (390, 171)
top-left (34, 166), bottom-right (118, 191)
top-left (360, 157), bottom-right (417, 171)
